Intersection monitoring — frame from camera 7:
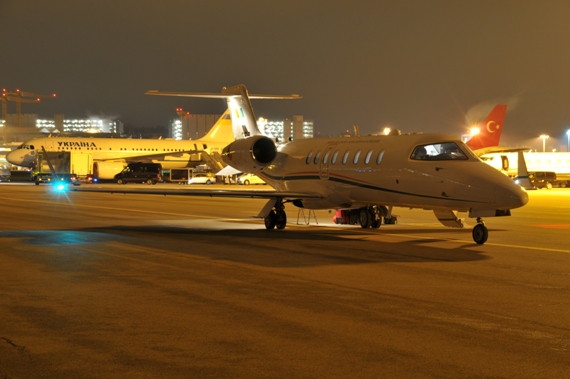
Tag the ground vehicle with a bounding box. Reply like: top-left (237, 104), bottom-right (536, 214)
top-left (528, 171), bottom-right (561, 189)
top-left (31, 151), bottom-right (90, 185)
top-left (114, 162), bottom-right (162, 184)
top-left (188, 173), bottom-right (215, 184)
top-left (0, 168), bottom-right (10, 182)
top-left (237, 173), bottom-right (265, 185)
top-left (34, 173), bottom-right (79, 186)
top-left (165, 168), bottom-right (193, 184)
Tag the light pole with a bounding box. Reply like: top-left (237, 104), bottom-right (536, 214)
top-left (540, 134), bottom-right (549, 152)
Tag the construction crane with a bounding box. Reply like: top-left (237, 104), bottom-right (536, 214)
top-left (1, 89), bottom-right (56, 127)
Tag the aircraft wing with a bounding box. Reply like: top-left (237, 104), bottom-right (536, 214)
top-left (93, 150), bottom-right (206, 162)
top-left (473, 146), bottom-right (531, 156)
top-left (71, 186), bottom-right (322, 201)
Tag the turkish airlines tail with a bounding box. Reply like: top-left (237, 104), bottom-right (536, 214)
top-left (465, 104), bottom-right (507, 152)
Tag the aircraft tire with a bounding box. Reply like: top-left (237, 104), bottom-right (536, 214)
top-left (146, 179), bottom-right (154, 185)
top-left (276, 211), bottom-right (287, 229)
top-left (472, 224), bottom-right (488, 245)
top-left (264, 210), bottom-right (277, 229)
top-left (371, 218), bottom-right (381, 228)
top-left (244, 180), bottom-right (250, 185)
top-left (359, 209), bottom-right (371, 228)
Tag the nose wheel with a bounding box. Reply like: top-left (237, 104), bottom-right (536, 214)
top-left (472, 218), bottom-right (488, 245)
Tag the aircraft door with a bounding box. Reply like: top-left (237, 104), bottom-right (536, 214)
top-left (45, 140), bottom-right (54, 150)
top-left (320, 146), bottom-right (334, 180)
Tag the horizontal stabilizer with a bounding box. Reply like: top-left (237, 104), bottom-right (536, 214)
top-left (146, 89), bottom-right (302, 100)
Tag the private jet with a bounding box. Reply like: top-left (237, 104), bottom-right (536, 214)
top-left (72, 84), bottom-right (528, 244)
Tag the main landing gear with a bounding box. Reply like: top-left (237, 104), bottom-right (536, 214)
top-left (358, 206), bottom-right (382, 229)
top-left (264, 200), bottom-right (287, 230)
top-left (472, 218), bottom-right (488, 245)
top-left (333, 205), bottom-right (395, 228)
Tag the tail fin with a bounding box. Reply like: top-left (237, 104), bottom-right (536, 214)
top-left (146, 85), bottom-right (301, 141)
top-left (513, 151), bottom-right (535, 190)
top-left (222, 84), bottom-right (262, 139)
top-left (466, 104), bottom-right (507, 151)
top-left (198, 109), bottom-right (234, 144)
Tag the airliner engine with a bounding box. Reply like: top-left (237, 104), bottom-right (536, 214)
top-left (221, 135), bottom-right (277, 173)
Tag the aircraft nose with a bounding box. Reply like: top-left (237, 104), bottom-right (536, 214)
top-left (496, 184), bottom-right (529, 209)
top-left (5, 151), bottom-right (21, 165)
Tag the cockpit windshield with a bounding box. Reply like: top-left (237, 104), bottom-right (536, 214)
top-left (16, 144), bottom-right (34, 150)
top-left (410, 142), bottom-right (468, 161)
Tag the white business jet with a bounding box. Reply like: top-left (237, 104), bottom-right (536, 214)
top-left (73, 84), bottom-right (528, 244)
top-left (6, 111), bottom-right (236, 179)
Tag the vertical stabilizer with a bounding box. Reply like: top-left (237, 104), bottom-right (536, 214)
top-left (466, 104), bottom-right (507, 151)
top-left (221, 85), bottom-right (262, 140)
top-left (199, 109), bottom-right (235, 144)
top-left (513, 151), bottom-right (535, 190)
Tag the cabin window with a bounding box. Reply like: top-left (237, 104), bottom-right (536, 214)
top-left (342, 150), bottom-right (350, 164)
top-left (376, 150), bottom-right (385, 164)
top-left (410, 142), bottom-right (468, 161)
top-left (306, 151), bottom-right (313, 164)
top-left (332, 150), bottom-right (339, 164)
top-left (364, 149), bottom-right (373, 165)
top-left (353, 150), bottom-right (361, 164)
top-left (314, 150), bottom-right (321, 164)
top-left (323, 150), bottom-right (331, 164)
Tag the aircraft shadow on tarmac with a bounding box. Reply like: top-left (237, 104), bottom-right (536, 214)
top-left (52, 223), bottom-right (490, 267)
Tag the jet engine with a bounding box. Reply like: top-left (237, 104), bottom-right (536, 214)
top-left (221, 135), bottom-right (277, 173)
top-left (93, 161), bottom-right (127, 179)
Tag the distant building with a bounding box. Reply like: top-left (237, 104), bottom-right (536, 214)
top-left (169, 114), bottom-right (313, 141)
top-left (171, 113), bottom-right (222, 140)
top-left (1, 114), bottom-right (123, 145)
top-left (261, 115), bottom-right (314, 142)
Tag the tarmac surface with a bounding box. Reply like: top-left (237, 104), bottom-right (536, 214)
top-left (1, 182), bottom-right (570, 378)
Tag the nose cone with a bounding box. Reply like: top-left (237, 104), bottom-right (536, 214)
top-left (496, 182), bottom-right (529, 209)
top-left (6, 150), bottom-right (33, 167)
top-left (5, 150), bottom-right (21, 165)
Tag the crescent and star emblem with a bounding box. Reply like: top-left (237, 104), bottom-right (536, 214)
top-left (486, 121), bottom-right (500, 133)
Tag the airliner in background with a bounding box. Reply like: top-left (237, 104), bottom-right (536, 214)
top-left (72, 84), bottom-right (528, 244)
top-left (481, 151), bottom-right (570, 184)
top-left (463, 104), bottom-right (570, 186)
top-left (6, 111), bottom-right (236, 179)
top-left (465, 104), bottom-right (508, 155)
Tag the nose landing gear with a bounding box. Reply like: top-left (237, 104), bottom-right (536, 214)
top-left (472, 218), bottom-right (488, 245)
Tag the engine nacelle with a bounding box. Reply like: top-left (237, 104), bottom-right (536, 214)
top-left (93, 161), bottom-right (127, 179)
top-left (221, 135), bottom-right (276, 173)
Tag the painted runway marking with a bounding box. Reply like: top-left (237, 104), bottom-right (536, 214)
top-left (535, 224), bottom-right (570, 230)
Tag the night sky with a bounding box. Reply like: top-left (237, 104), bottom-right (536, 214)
top-left (2, 1), bottom-right (570, 150)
